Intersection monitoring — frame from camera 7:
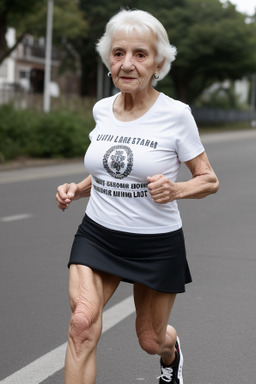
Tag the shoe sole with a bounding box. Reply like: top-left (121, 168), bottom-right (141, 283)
top-left (176, 336), bottom-right (184, 384)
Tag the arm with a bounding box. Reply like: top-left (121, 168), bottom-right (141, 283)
top-left (56, 175), bottom-right (92, 211)
top-left (76, 175), bottom-right (92, 198)
top-left (147, 152), bottom-right (219, 204)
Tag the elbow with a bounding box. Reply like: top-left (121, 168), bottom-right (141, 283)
top-left (210, 175), bottom-right (220, 195)
top-left (200, 175), bottom-right (219, 198)
top-left (215, 179), bottom-right (220, 193)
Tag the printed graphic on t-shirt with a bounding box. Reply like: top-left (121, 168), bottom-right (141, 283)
top-left (91, 133), bottom-right (160, 199)
top-left (84, 94), bottom-right (203, 232)
top-left (93, 175), bottom-right (149, 199)
top-left (96, 133), bottom-right (158, 149)
top-left (103, 145), bottom-right (133, 179)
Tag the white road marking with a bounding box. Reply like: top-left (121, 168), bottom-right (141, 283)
top-left (0, 214), bottom-right (33, 222)
top-left (0, 295), bottom-right (135, 384)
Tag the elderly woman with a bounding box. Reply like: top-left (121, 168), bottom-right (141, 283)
top-left (56, 9), bottom-right (219, 384)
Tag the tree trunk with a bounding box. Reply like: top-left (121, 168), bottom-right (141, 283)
top-left (172, 76), bottom-right (189, 103)
top-left (0, 13), bottom-right (7, 64)
top-left (80, 52), bottom-right (98, 97)
top-left (0, 13), bottom-right (26, 65)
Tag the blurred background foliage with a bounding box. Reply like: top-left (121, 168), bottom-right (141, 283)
top-left (1, 0), bottom-right (256, 102)
top-left (0, 102), bottom-right (94, 161)
top-left (0, 0), bottom-right (256, 162)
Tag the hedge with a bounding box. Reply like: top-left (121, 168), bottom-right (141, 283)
top-left (0, 105), bottom-right (94, 162)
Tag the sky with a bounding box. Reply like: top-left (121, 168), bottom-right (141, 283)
top-left (221, 0), bottom-right (256, 15)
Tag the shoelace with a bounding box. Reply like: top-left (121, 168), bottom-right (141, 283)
top-left (157, 366), bottom-right (173, 382)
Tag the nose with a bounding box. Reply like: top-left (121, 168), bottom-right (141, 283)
top-left (121, 54), bottom-right (134, 71)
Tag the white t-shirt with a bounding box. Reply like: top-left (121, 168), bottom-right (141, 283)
top-left (84, 92), bottom-right (204, 234)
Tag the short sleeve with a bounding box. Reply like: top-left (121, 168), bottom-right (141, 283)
top-left (89, 127), bottom-right (97, 141)
top-left (175, 106), bottom-right (204, 162)
top-left (88, 103), bottom-right (99, 141)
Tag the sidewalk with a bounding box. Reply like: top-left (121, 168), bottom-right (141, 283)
top-left (1, 129), bottom-right (255, 184)
top-left (0, 156), bottom-right (83, 171)
top-left (0, 158), bottom-right (86, 184)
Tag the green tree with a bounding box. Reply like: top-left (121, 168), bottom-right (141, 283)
top-left (0, 0), bottom-right (88, 69)
top-left (26, 0), bottom-right (88, 74)
top-left (76, 0), bottom-right (256, 102)
top-left (153, 0), bottom-right (256, 102)
top-left (0, 0), bottom-right (42, 63)
top-left (2, 0), bottom-right (255, 103)
top-left (76, 0), bottom-right (141, 96)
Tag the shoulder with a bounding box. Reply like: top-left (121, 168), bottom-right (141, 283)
top-left (93, 94), bottom-right (119, 116)
top-left (158, 93), bottom-right (191, 117)
top-left (157, 93), bottom-right (197, 129)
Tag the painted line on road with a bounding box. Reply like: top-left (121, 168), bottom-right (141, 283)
top-left (0, 295), bottom-right (135, 384)
top-left (0, 213), bottom-right (33, 222)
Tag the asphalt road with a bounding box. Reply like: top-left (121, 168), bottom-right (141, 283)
top-left (0, 129), bottom-right (256, 384)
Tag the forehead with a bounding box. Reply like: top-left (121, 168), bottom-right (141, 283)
top-left (111, 29), bottom-right (157, 52)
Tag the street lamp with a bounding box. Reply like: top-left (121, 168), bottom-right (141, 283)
top-left (44, 0), bottom-right (54, 112)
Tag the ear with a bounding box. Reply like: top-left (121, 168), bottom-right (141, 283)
top-left (157, 58), bottom-right (166, 71)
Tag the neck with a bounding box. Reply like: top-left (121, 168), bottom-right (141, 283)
top-left (120, 87), bottom-right (159, 111)
top-left (113, 88), bottom-right (160, 122)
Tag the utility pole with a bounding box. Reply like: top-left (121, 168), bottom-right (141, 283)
top-left (44, 0), bottom-right (54, 112)
top-left (251, 73), bottom-right (256, 112)
top-left (250, 73), bottom-right (256, 128)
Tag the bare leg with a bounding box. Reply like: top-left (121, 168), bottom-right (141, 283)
top-left (134, 283), bottom-right (177, 366)
top-left (64, 265), bottom-right (121, 384)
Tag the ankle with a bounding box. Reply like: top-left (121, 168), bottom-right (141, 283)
top-left (161, 349), bottom-right (177, 368)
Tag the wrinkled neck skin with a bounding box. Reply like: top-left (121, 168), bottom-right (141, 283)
top-left (113, 87), bottom-right (160, 122)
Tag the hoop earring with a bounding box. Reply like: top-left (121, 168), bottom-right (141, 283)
top-left (153, 73), bottom-right (159, 80)
top-left (107, 72), bottom-right (112, 78)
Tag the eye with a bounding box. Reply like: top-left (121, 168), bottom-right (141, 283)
top-left (135, 52), bottom-right (146, 60)
top-left (113, 51), bottom-right (123, 60)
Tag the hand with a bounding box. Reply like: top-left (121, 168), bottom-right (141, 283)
top-left (56, 182), bottom-right (78, 211)
top-left (147, 174), bottom-right (177, 204)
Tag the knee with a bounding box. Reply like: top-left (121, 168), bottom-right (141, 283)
top-left (137, 325), bottom-right (177, 356)
top-left (69, 302), bottom-right (102, 352)
top-left (138, 330), bottom-right (162, 356)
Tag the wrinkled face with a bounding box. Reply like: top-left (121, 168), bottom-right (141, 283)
top-left (110, 29), bottom-right (160, 94)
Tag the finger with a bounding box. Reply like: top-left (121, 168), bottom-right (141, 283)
top-left (56, 191), bottom-right (71, 206)
top-left (57, 200), bottom-right (69, 211)
top-left (147, 175), bottom-right (164, 190)
top-left (66, 182), bottom-right (77, 199)
top-left (57, 183), bottom-right (70, 199)
top-left (149, 192), bottom-right (167, 204)
top-left (154, 198), bottom-right (168, 204)
top-left (147, 174), bottom-right (162, 183)
top-left (56, 184), bottom-right (71, 210)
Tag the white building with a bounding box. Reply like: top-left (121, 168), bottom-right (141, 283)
top-left (0, 28), bottom-right (80, 104)
top-left (0, 28), bottom-right (16, 87)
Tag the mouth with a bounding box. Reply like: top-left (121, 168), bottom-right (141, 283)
top-left (120, 76), bottom-right (136, 80)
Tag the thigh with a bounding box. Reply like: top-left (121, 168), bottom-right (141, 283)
top-left (133, 282), bottom-right (176, 337)
top-left (68, 264), bottom-right (121, 313)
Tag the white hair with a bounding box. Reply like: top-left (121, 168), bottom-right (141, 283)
top-left (96, 9), bottom-right (177, 85)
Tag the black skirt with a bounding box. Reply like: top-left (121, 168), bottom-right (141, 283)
top-left (68, 214), bottom-right (192, 293)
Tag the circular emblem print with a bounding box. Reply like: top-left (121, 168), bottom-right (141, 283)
top-left (103, 145), bottom-right (133, 179)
